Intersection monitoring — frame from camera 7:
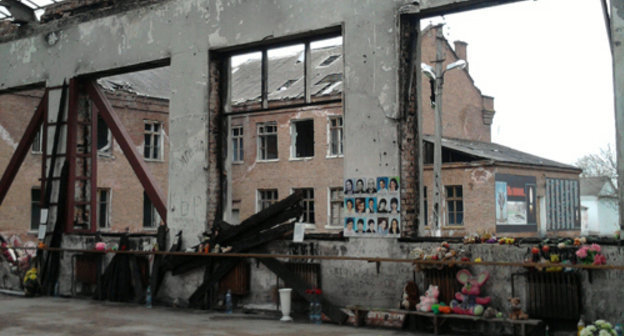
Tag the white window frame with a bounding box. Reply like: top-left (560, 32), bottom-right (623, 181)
top-left (144, 120), bottom-right (163, 161)
top-left (231, 125), bottom-right (244, 163)
top-left (325, 187), bottom-right (343, 229)
top-left (290, 119), bottom-right (314, 160)
top-left (326, 115), bottom-right (343, 158)
top-left (257, 122), bottom-right (278, 162)
top-left (97, 188), bottom-right (111, 230)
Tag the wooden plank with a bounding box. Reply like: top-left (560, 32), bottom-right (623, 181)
top-left (259, 257), bottom-right (347, 324)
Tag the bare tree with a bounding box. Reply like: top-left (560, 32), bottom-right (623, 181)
top-left (575, 144), bottom-right (618, 195)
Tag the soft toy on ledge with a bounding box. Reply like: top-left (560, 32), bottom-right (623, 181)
top-left (450, 269), bottom-right (491, 315)
top-left (400, 281), bottom-right (420, 310)
top-left (416, 285), bottom-right (439, 312)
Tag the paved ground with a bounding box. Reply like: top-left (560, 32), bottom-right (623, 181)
top-left (0, 294), bottom-right (433, 336)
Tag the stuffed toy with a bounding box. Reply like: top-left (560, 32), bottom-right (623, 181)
top-left (482, 306), bottom-right (498, 319)
top-left (400, 281), bottom-right (420, 310)
top-left (416, 285), bottom-right (439, 312)
top-left (450, 269), bottom-right (491, 315)
top-left (508, 297), bottom-right (528, 320)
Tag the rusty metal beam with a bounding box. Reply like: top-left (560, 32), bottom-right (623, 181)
top-left (85, 80), bottom-right (167, 223)
top-left (419, 0), bottom-right (528, 18)
top-left (0, 91), bottom-right (48, 205)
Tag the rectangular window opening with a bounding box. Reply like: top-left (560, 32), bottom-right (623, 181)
top-left (144, 120), bottom-right (162, 160)
top-left (143, 191), bottom-right (160, 228)
top-left (231, 125), bottom-right (244, 163)
top-left (329, 187), bottom-right (343, 227)
top-left (292, 120), bottom-right (314, 158)
top-left (295, 188), bottom-right (315, 224)
top-left (258, 189), bottom-right (279, 212)
top-left (30, 188), bottom-right (41, 231)
top-left (257, 122), bottom-right (278, 160)
top-left (445, 185), bottom-right (464, 226)
top-left (97, 188), bottom-right (110, 229)
top-left (328, 116), bottom-right (343, 156)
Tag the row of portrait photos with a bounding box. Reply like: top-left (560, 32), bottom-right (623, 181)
top-left (344, 177), bottom-right (400, 195)
top-left (344, 216), bottom-right (401, 237)
top-left (344, 197), bottom-right (400, 215)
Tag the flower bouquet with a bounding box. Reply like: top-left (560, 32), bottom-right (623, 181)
top-left (580, 320), bottom-right (617, 336)
top-left (576, 243), bottom-right (607, 265)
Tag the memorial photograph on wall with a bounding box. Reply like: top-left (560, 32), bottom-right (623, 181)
top-left (495, 173), bottom-right (537, 233)
top-left (343, 176), bottom-right (400, 237)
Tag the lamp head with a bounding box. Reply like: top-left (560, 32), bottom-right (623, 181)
top-left (421, 63), bottom-right (436, 80)
top-left (445, 59), bottom-right (467, 72)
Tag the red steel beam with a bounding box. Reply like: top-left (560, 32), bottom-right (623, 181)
top-left (0, 91), bottom-right (48, 205)
top-left (85, 80), bottom-right (167, 223)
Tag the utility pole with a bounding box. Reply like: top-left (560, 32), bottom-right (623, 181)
top-left (432, 26), bottom-right (445, 236)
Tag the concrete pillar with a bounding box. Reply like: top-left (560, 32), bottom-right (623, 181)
top-left (611, 1), bottom-right (624, 232)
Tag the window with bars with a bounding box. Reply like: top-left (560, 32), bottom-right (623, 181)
top-left (97, 189), bottom-right (110, 229)
top-left (257, 189), bottom-right (278, 211)
top-left (291, 120), bottom-right (314, 158)
top-left (329, 187), bottom-right (343, 227)
top-left (232, 125), bottom-right (244, 163)
top-left (30, 188), bottom-right (41, 231)
top-left (144, 120), bottom-right (162, 160)
top-left (445, 185), bottom-right (463, 226)
top-left (295, 188), bottom-right (315, 224)
top-left (328, 116), bottom-right (343, 156)
top-left (257, 122), bottom-right (278, 160)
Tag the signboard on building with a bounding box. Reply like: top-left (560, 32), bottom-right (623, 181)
top-left (495, 173), bottom-right (537, 233)
top-left (343, 176), bottom-right (401, 237)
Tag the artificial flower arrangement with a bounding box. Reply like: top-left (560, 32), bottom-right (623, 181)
top-left (579, 319), bottom-right (617, 336)
top-left (576, 243), bottom-right (607, 265)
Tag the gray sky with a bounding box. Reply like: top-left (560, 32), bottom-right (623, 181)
top-left (428, 0), bottom-right (614, 165)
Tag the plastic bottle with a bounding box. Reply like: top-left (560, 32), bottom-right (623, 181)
top-left (615, 323), bottom-right (623, 336)
top-left (309, 300), bottom-right (315, 323)
top-left (577, 316), bottom-right (585, 336)
top-left (145, 286), bottom-right (152, 308)
top-left (225, 290), bottom-right (233, 314)
top-left (314, 301), bottom-right (322, 325)
top-left (545, 325), bottom-right (549, 336)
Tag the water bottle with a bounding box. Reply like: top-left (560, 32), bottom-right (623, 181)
top-left (225, 290), bottom-right (233, 314)
top-left (314, 301), bottom-right (322, 325)
top-left (145, 286), bottom-right (152, 308)
top-left (615, 323), bottom-right (623, 336)
top-left (309, 300), bottom-right (315, 323)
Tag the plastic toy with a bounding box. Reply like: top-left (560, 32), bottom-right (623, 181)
top-left (450, 270), bottom-right (491, 315)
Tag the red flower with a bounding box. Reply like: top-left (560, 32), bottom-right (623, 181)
top-left (593, 254), bottom-right (606, 265)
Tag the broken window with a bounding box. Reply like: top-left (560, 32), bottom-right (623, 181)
top-left (291, 120), bottom-right (314, 158)
top-left (143, 191), bottom-right (160, 229)
top-left (257, 189), bottom-right (278, 211)
top-left (230, 51), bottom-right (262, 107)
top-left (144, 120), bottom-right (162, 160)
top-left (97, 115), bottom-right (112, 153)
top-left (445, 185), bottom-right (463, 226)
top-left (319, 55), bottom-right (340, 67)
top-left (231, 125), bottom-right (244, 163)
top-left (268, 44), bottom-right (304, 103)
top-left (257, 122), bottom-right (278, 160)
top-left (97, 188), bottom-right (110, 229)
top-left (295, 188), bottom-right (315, 224)
top-left (546, 178), bottom-right (580, 230)
top-left (328, 116), bottom-right (343, 156)
top-left (30, 188), bottom-right (41, 231)
top-left (329, 187), bottom-right (343, 227)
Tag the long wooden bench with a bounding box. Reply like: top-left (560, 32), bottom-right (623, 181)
top-left (347, 306), bottom-right (543, 336)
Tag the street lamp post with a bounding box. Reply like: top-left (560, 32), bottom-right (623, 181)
top-left (421, 27), bottom-right (466, 236)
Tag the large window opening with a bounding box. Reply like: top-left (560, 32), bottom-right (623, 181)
top-left (291, 120), bottom-right (314, 158)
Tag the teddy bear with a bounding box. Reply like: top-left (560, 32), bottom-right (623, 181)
top-left (508, 297), bottom-right (528, 320)
top-left (416, 285), bottom-right (439, 312)
top-left (400, 281), bottom-right (420, 310)
top-left (450, 269), bottom-right (491, 315)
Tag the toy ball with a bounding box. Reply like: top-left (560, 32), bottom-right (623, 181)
top-left (95, 242), bottom-right (107, 251)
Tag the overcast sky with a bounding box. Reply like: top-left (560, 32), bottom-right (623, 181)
top-left (426, 0), bottom-right (614, 165)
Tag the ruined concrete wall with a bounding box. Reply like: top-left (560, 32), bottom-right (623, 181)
top-left (243, 239), bottom-right (624, 323)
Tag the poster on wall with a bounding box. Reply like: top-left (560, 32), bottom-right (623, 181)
top-left (495, 173), bottom-right (537, 233)
top-left (344, 176), bottom-right (401, 238)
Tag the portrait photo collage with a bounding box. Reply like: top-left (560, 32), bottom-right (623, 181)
top-left (343, 177), bottom-right (401, 237)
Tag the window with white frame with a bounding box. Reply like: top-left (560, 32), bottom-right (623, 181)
top-left (257, 189), bottom-right (278, 211)
top-left (97, 116), bottom-right (112, 153)
top-left (328, 116), bottom-right (343, 156)
top-left (97, 188), bottom-right (110, 229)
top-left (32, 126), bottom-right (43, 153)
top-left (294, 188), bottom-right (315, 224)
top-left (231, 125), bottom-right (244, 163)
top-left (144, 120), bottom-right (162, 160)
top-left (328, 187), bottom-right (343, 227)
top-left (291, 120), bottom-right (314, 158)
top-left (257, 122), bottom-right (278, 160)
top-left (30, 188), bottom-right (41, 231)
top-left (143, 191), bottom-right (160, 228)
